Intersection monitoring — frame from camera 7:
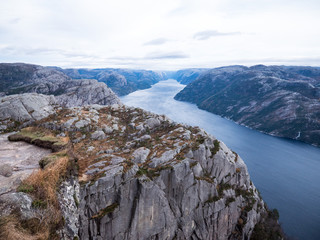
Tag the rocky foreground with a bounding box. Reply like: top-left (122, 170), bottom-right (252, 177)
top-left (0, 93), bottom-right (284, 240)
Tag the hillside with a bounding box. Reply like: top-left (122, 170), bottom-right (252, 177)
top-left (174, 65), bottom-right (320, 147)
top-left (57, 67), bottom-right (166, 96)
top-left (0, 63), bottom-right (120, 107)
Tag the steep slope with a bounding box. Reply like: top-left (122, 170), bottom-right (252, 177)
top-left (175, 65), bottom-right (320, 147)
top-left (0, 63), bottom-right (120, 106)
top-left (59, 68), bottom-right (166, 96)
top-left (0, 97), bottom-right (284, 239)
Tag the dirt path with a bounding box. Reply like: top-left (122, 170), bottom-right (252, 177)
top-left (0, 133), bottom-right (51, 195)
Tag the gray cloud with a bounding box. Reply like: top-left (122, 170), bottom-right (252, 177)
top-left (193, 30), bottom-right (241, 40)
top-left (144, 38), bottom-right (169, 46)
top-left (9, 18), bottom-right (21, 24)
top-left (145, 51), bottom-right (189, 60)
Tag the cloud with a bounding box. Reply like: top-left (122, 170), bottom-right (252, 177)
top-left (193, 30), bottom-right (241, 40)
top-left (9, 18), bottom-right (21, 24)
top-left (145, 51), bottom-right (189, 60)
top-left (144, 38), bottom-right (169, 46)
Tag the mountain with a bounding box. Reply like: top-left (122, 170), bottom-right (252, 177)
top-left (0, 63), bottom-right (120, 107)
top-left (165, 68), bottom-right (209, 84)
top-left (174, 65), bottom-right (320, 147)
top-left (0, 94), bottom-right (284, 239)
top-left (57, 67), bottom-right (166, 96)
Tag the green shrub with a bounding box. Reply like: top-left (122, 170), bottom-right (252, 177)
top-left (17, 184), bottom-right (34, 193)
top-left (31, 199), bottom-right (47, 209)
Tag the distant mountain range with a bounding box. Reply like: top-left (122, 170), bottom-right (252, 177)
top-left (1, 62), bottom-right (319, 147)
top-left (165, 68), bottom-right (209, 84)
top-left (55, 67), bottom-right (166, 96)
top-left (174, 65), bottom-right (320, 147)
top-left (0, 63), bottom-right (120, 107)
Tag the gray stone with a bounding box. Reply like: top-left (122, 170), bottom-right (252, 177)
top-left (0, 164), bottom-right (13, 177)
top-left (132, 147), bottom-right (150, 164)
top-left (104, 125), bottom-right (113, 134)
top-left (0, 93), bottom-right (57, 123)
top-left (87, 146), bottom-right (95, 152)
top-left (58, 178), bottom-right (80, 240)
top-left (75, 119), bottom-right (91, 129)
top-left (91, 130), bottom-right (106, 140)
top-left (0, 192), bottom-right (34, 219)
top-left (145, 117), bottom-right (161, 129)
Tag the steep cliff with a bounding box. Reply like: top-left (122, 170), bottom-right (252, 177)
top-left (0, 94), bottom-right (284, 239)
top-left (175, 65), bottom-right (320, 147)
top-left (51, 107), bottom-right (279, 238)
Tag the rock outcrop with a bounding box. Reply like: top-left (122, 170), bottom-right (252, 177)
top-left (32, 104), bottom-right (269, 240)
top-left (0, 63), bottom-right (121, 107)
top-left (175, 65), bottom-right (320, 147)
top-left (55, 79), bottom-right (120, 107)
top-left (0, 97), bottom-right (285, 239)
top-left (0, 93), bottom-right (58, 131)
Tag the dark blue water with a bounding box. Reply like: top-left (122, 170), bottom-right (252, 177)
top-left (121, 79), bottom-right (320, 240)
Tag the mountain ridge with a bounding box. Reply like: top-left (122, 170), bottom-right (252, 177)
top-left (174, 65), bottom-right (320, 147)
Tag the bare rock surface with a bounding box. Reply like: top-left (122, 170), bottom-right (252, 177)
top-left (0, 133), bottom-right (51, 195)
top-left (0, 93), bottom-right (57, 132)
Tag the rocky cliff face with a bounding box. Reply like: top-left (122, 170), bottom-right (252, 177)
top-left (0, 93), bottom-right (284, 239)
top-left (175, 65), bottom-right (320, 147)
top-left (30, 104), bottom-right (269, 240)
top-left (0, 63), bottom-right (120, 107)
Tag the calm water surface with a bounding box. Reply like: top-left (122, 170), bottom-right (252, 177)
top-left (121, 79), bottom-right (320, 240)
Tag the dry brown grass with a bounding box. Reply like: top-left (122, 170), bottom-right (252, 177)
top-left (1, 153), bottom-right (70, 240)
top-left (25, 155), bottom-right (69, 206)
top-left (0, 214), bottom-right (50, 240)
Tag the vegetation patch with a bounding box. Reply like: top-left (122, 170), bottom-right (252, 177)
top-left (2, 146), bottom-right (75, 239)
top-left (205, 195), bottom-right (221, 204)
top-left (31, 199), bottom-right (47, 209)
top-left (91, 203), bottom-right (119, 219)
top-left (225, 197), bottom-right (235, 206)
top-left (189, 161), bottom-right (198, 168)
top-left (251, 208), bottom-right (286, 240)
top-left (233, 151), bottom-right (239, 162)
top-left (8, 127), bottom-right (68, 152)
top-left (196, 136), bottom-right (205, 144)
top-left (210, 140), bottom-right (220, 155)
top-left (136, 165), bottom-right (173, 179)
top-left (217, 182), bottom-right (232, 197)
top-left (17, 183), bottom-right (34, 193)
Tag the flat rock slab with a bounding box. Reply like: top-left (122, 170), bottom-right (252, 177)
top-left (0, 133), bottom-right (51, 195)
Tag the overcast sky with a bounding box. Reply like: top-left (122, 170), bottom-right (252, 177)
top-left (1, 0), bottom-right (320, 70)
